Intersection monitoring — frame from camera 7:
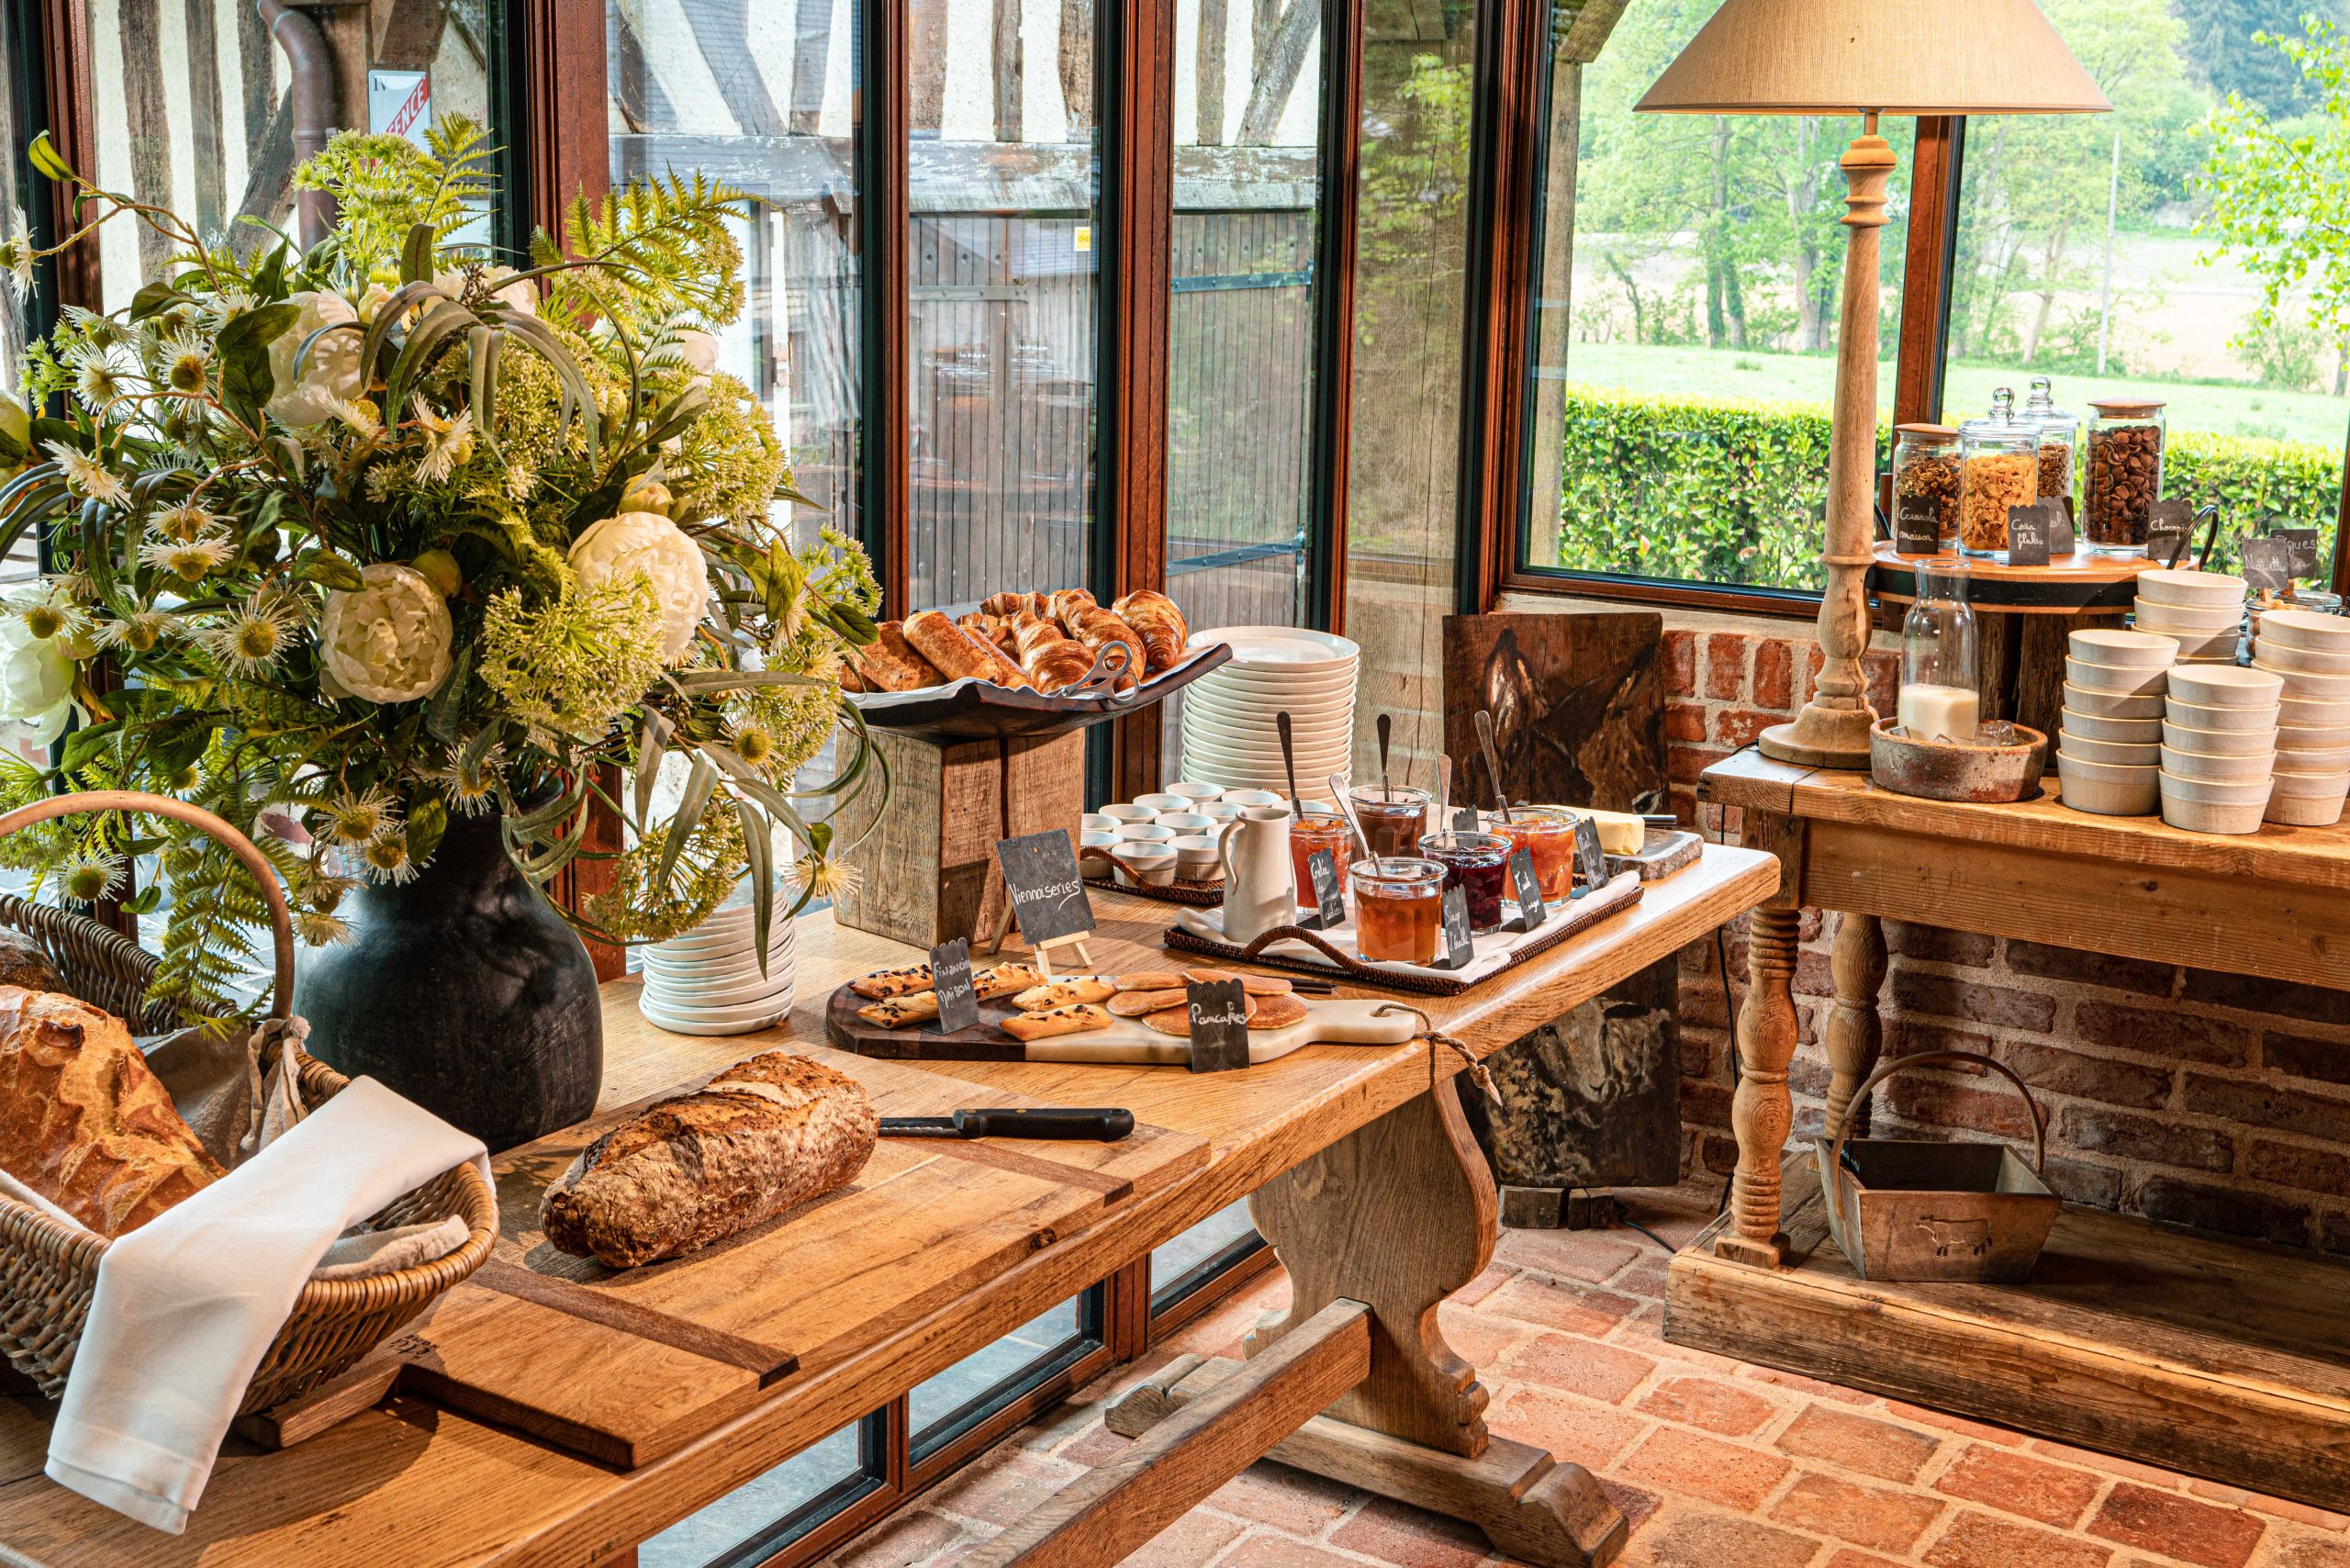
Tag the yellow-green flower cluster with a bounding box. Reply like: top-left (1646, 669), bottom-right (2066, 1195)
top-left (587, 808), bottom-right (745, 943)
top-left (476, 578), bottom-right (667, 743)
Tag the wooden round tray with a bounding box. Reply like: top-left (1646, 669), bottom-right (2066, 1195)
top-left (1870, 542), bottom-right (2153, 614)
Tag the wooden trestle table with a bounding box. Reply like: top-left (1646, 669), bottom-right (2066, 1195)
top-left (1674, 747), bottom-right (2350, 1511)
top-left (0, 854), bottom-right (1775, 1567)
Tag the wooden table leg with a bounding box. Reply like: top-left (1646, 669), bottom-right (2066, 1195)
top-left (1211, 1072), bottom-right (1627, 1565)
top-left (1717, 807), bottom-right (1807, 1269)
top-left (1822, 912), bottom-right (1886, 1139)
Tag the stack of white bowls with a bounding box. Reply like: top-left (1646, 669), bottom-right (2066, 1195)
top-left (639, 882), bottom-right (797, 1036)
top-left (2159, 665), bottom-right (2282, 834)
top-left (2252, 608), bottom-right (2350, 825)
top-left (1179, 628), bottom-right (1360, 797)
top-left (2056, 629), bottom-right (2175, 815)
top-left (2133, 568), bottom-right (2247, 664)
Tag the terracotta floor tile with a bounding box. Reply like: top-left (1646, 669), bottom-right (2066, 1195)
top-left (1738, 1365), bottom-right (1879, 1406)
top-left (923, 1450), bottom-right (1086, 1529)
top-left (1437, 1302), bottom-right (1532, 1369)
top-left (2268, 1533), bottom-right (2350, 1566)
top-left (1213, 1532), bottom-right (1375, 1568)
top-left (1497, 1335), bottom-right (1659, 1406)
top-left (1617, 1427), bottom-right (1795, 1512)
top-left (1617, 1506), bottom-right (1826, 1568)
top-left (1821, 1552), bottom-right (1907, 1568)
top-left (1602, 1478), bottom-right (1662, 1537)
top-left (2088, 1482), bottom-right (2266, 1568)
top-left (1327, 1495), bottom-right (1494, 1568)
top-left (1203, 1462), bottom-right (1366, 1538)
top-left (1934, 1442), bottom-right (2105, 1529)
top-left (2187, 1481), bottom-right (2350, 1533)
top-left (2031, 1439), bottom-right (2194, 1491)
top-left (1881, 1399), bottom-right (2032, 1449)
top-left (1774, 1405), bottom-right (1943, 1484)
top-left (1615, 1257), bottom-right (1672, 1301)
top-left (1922, 1509), bottom-right (2116, 1568)
top-left (827, 1509), bottom-right (971, 1568)
top-left (1491, 1386), bottom-right (1650, 1469)
top-left (1451, 1263), bottom-right (1516, 1307)
top-left (1125, 1508), bottom-right (1249, 1568)
top-left (1635, 1374), bottom-right (1781, 1438)
top-left (1479, 1273), bottom-right (1642, 1337)
top-left (1769, 1473), bottom-right (1945, 1553)
top-left (1494, 1226), bottom-right (1644, 1285)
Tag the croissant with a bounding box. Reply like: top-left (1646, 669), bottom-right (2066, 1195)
top-left (1011, 610), bottom-right (1071, 665)
top-left (1064, 606), bottom-right (1143, 690)
top-left (957, 610), bottom-right (1017, 655)
top-left (1025, 640), bottom-right (1099, 694)
top-left (1047, 588), bottom-right (1098, 629)
top-left (981, 591), bottom-right (1049, 619)
top-left (1111, 588), bottom-right (1187, 674)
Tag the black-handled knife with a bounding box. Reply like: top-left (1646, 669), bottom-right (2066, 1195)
top-left (879, 1107), bottom-right (1136, 1141)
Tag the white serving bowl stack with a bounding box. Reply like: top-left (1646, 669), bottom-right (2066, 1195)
top-left (639, 882), bottom-right (797, 1036)
top-left (2132, 567), bottom-right (2247, 665)
top-left (2055, 629), bottom-right (2174, 816)
top-left (2158, 664), bottom-right (2282, 834)
top-left (1179, 627), bottom-right (1360, 796)
top-left (2251, 608), bottom-right (2350, 825)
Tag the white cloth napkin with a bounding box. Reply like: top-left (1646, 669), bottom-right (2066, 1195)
top-left (44, 1078), bottom-right (487, 1534)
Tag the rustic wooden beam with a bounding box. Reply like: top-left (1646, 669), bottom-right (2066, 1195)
top-left (1893, 116), bottom-right (1959, 430)
top-left (961, 1300), bottom-right (1371, 1568)
top-left (36, 0), bottom-right (98, 310)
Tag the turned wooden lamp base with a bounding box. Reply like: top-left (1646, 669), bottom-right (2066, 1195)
top-left (1758, 707), bottom-right (1874, 770)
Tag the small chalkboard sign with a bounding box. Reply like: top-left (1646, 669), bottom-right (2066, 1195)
top-left (1506, 846), bottom-right (1547, 934)
top-left (2243, 534), bottom-right (2295, 594)
top-left (1572, 815), bottom-right (1608, 897)
top-left (2049, 498), bottom-right (2076, 555)
top-left (1185, 978), bottom-right (1251, 1074)
top-left (2276, 525), bottom-right (2322, 578)
top-left (2146, 498), bottom-right (2194, 567)
top-left (1430, 884), bottom-right (1475, 970)
top-left (1302, 848), bottom-right (1345, 931)
top-left (1451, 805), bottom-right (1482, 834)
top-left (2005, 501), bottom-right (2054, 567)
top-left (996, 830), bottom-right (1094, 946)
top-left (927, 937), bottom-right (979, 1034)
top-left (1892, 494), bottom-right (1942, 556)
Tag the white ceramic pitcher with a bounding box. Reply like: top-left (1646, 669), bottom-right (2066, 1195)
top-left (1218, 804), bottom-right (1296, 944)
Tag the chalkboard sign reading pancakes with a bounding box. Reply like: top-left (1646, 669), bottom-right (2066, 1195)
top-left (1185, 978), bottom-right (1251, 1073)
top-left (995, 830), bottom-right (1095, 946)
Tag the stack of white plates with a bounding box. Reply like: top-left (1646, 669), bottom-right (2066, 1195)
top-left (2159, 665), bottom-right (2281, 834)
top-left (2252, 608), bottom-right (2350, 825)
top-left (2056, 630), bottom-right (2175, 816)
top-left (2132, 568), bottom-right (2246, 664)
top-left (639, 885), bottom-right (797, 1036)
top-left (1179, 627), bottom-right (1360, 797)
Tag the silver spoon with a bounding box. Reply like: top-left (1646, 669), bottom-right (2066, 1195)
top-left (1474, 710), bottom-right (1513, 823)
top-left (1327, 773), bottom-right (1375, 863)
top-left (1277, 710), bottom-right (1303, 808)
top-left (1376, 713), bottom-right (1394, 802)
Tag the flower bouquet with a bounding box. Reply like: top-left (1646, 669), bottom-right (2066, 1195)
top-left (0, 118), bottom-right (884, 1034)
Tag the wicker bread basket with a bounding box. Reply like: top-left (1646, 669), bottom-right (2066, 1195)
top-left (0, 790), bottom-right (497, 1413)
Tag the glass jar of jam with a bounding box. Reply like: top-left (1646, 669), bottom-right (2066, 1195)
top-left (1492, 808), bottom-right (1576, 902)
top-left (1348, 785), bottom-right (1430, 860)
top-left (1348, 857), bottom-right (1443, 964)
top-left (1288, 811), bottom-right (1352, 908)
top-left (1416, 830), bottom-right (1509, 933)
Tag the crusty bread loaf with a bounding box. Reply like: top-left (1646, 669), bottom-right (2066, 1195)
top-left (850, 622), bottom-right (945, 692)
top-left (904, 610), bottom-right (1034, 689)
top-left (0, 931), bottom-right (62, 993)
top-left (541, 1051), bottom-right (877, 1269)
top-left (0, 986), bottom-right (222, 1236)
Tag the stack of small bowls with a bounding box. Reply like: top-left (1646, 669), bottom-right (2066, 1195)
top-left (2132, 567), bottom-right (2247, 664)
top-left (2251, 608), bottom-right (2350, 825)
top-left (2159, 664), bottom-right (2282, 834)
top-left (1082, 784), bottom-right (1282, 888)
top-left (2056, 629), bottom-right (2175, 815)
top-left (638, 881), bottom-right (797, 1036)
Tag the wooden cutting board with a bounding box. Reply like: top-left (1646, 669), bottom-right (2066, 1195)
top-left (825, 989), bottom-right (1421, 1063)
top-left (249, 1046), bottom-right (1209, 1467)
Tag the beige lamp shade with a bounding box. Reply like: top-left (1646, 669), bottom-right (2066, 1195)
top-left (1638, 0), bottom-right (2109, 116)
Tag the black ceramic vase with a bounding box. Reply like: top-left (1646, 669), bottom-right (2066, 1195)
top-left (296, 809), bottom-right (603, 1152)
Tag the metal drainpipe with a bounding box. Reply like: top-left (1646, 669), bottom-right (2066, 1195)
top-left (257, 0), bottom-right (337, 246)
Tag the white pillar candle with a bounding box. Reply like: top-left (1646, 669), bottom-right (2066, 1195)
top-left (1897, 683), bottom-right (1981, 745)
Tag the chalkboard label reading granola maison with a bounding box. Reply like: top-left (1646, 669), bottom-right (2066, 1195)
top-left (1185, 978), bottom-right (1251, 1073)
top-left (927, 938), bottom-right (979, 1035)
top-left (995, 831), bottom-right (1095, 946)
top-left (1893, 493), bottom-right (1942, 555)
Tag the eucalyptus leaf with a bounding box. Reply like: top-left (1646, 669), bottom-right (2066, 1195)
top-left (735, 798), bottom-right (774, 976)
top-left (655, 754), bottom-right (718, 894)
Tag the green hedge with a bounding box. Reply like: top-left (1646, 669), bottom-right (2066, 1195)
top-left (1550, 388), bottom-right (2342, 587)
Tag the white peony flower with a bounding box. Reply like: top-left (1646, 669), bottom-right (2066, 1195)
top-left (676, 329), bottom-right (718, 379)
top-left (0, 609), bottom-right (74, 746)
top-left (480, 265), bottom-right (538, 317)
top-left (266, 291), bottom-right (365, 427)
top-left (0, 389), bottom-right (27, 479)
top-left (317, 563), bottom-right (454, 704)
top-left (567, 510), bottom-right (710, 664)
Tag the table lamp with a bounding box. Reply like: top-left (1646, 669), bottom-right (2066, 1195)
top-left (1639, 0), bottom-right (2107, 767)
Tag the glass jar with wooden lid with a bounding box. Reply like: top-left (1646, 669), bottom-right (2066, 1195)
top-left (1891, 423), bottom-right (1961, 552)
top-left (1957, 387), bottom-right (2038, 558)
top-left (2085, 398), bottom-right (2165, 555)
top-left (2024, 375), bottom-right (2080, 507)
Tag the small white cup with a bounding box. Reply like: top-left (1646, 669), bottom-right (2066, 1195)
top-left (1115, 846), bottom-right (1179, 887)
top-left (1078, 830), bottom-right (1119, 877)
top-left (1193, 801), bottom-right (1242, 823)
top-left (1115, 822), bottom-right (1177, 844)
top-left (1080, 812), bottom-right (1117, 834)
top-left (1223, 789), bottom-right (1284, 809)
top-left (1295, 798), bottom-right (1337, 816)
top-left (1169, 834), bottom-right (1223, 879)
top-left (1101, 802), bottom-right (1158, 825)
top-left (1166, 781), bottom-right (1225, 803)
top-left (1135, 792), bottom-right (1190, 813)
top-left (1157, 812), bottom-right (1217, 836)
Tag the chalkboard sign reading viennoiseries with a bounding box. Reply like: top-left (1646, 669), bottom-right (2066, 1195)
top-left (927, 937), bottom-right (979, 1035)
top-left (995, 830), bottom-right (1094, 946)
top-left (1185, 978), bottom-right (1251, 1073)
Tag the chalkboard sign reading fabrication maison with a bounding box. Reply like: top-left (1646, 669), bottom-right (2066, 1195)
top-left (1185, 979), bottom-right (1251, 1074)
top-left (1893, 493), bottom-right (1942, 556)
top-left (1507, 846), bottom-right (1547, 934)
top-left (927, 937), bottom-right (979, 1035)
top-left (2242, 535), bottom-right (2296, 595)
top-left (1304, 849), bottom-right (1345, 931)
top-left (995, 831), bottom-right (1094, 946)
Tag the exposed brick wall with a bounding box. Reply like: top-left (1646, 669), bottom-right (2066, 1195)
top-left (1660, 625), bottom-right (2350, 1250)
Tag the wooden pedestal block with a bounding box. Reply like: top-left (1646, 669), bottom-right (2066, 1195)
top-left (831, 729), bottom-right (1088, 948)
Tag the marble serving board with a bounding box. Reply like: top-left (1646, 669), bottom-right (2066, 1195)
top-left (824, 985), bottom-right (1420, 1065)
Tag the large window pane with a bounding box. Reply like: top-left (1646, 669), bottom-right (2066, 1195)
top-left (611, 0), bottom-right (862, 545)
top-left (908, 2), bottom-right (1099, 610)
top-left (1160, 0), bottom-right (1326, 779)
top-left (638, 1409), bottom-right (885, 1568)
top-left (910, 1283), bottom-right (1103, 1464)
top-left (1518, 0), bottom-right (1909, 593)
top-left (1942, 0), bottom-right (2344, 573)
top-left (1149, 1198), bottom-right (1262, 1316)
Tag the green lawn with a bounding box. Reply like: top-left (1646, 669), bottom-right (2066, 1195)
top-left (1557, 342), bottom-right (2350, 451)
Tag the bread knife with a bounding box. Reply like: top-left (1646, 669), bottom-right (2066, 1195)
top-left (879, 1107), bottom-right (1136, 1141)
